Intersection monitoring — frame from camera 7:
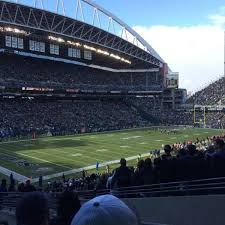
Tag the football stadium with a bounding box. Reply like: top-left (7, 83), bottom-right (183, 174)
top-left (0, 0), bottom-right (225, 225)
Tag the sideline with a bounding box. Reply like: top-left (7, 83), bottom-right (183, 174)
top-left (0, 165), bottom-right (29, 182)
top-left (31, 152), bottom-right (151, 183)
top-left (0, 152), bottom-right (151, 183)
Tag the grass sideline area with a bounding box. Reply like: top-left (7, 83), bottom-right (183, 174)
top-left (0, 127), bottom-right (223, 181)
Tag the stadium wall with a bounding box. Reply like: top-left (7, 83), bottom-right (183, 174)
top-left (124, 195), bottom-right (225, 225)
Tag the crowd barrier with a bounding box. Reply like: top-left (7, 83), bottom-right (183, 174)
top-left (1, 176), bottom-right (225, 210)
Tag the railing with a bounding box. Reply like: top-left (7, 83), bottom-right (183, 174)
top-left (79, 176), bottom-right (225, 199)
top-left (1, 177), bottom-right (225, 211)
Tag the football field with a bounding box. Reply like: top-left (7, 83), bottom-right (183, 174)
top-left (0, 127), bottom-right (223, 182)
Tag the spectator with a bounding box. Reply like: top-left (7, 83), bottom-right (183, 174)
top-left (51, 191), bottom-right (81, 225)
top-left (16, 192), bottom-right (50, 225)
top-left (213, 139), bottom-right (225, 178)
top-left (154, 145), bottom-right (176, 183)
top-left (143, 158), bottom-right (154, 185)
top-left (0, 179), bottom-right (7, 192)
top-left (24, 180), bottom-right (36, 192)
top-left (70, 194), bottom-right (139, 225)
top-left (134, 160), bottom-right (145, 186)
top-left (39, 175), bottom-right (43, 188)
top-left (18, 182), bottom-right (25, 192)
top-left (112, 158), bottom-right (132, 188)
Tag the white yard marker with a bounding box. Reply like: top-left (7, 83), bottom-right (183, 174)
top-left (17, 153), bottom-right (72, 169)
top-left (96, 149), bottom-right (108, 152)
top-left (71, 153), bottom-right (82, 157)
top-left (121, 136), bottom-right (142, 140)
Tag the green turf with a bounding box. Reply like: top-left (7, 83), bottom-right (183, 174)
top-left (0, 127), bottom-right (223, 179)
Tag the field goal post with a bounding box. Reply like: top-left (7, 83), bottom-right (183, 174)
top-left (193, 105), bottom-right (207, 127)
top-left (194, 104), bottom-right (225, 129)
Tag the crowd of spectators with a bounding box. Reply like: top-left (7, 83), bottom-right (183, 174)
top-left (128, 97), bottom-right (225, 129)
top-left (187, 76), bottom-right (225, 105)
top-left (0, 53), bottom-right (162, 92)
top-left (0, 96), bottom-right (224, 139)
top-left (0, 99), bottom-right (151, 138)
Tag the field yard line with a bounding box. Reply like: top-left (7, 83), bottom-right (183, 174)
top-left (52, 148), bottom-right (102, 162)
top-left (27, 150), bottom-right (85, 164)
top-left (0, 165), bottom-right (29, 182)
top-left (32, 152), bottom-right (150, 183)
top-left (30, 148), bottom-right (101, 163)
top-left (0, 139), bottom-right (35, 145)
top-left (17, 153), bottom-right (72, 169)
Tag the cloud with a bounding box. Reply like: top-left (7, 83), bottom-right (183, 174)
top-left (209, 14), bottom-right (225, 26)
top-left (133, 24), bottom-right (224, 92)
top-left (209, 6), bottom-right (225, 26)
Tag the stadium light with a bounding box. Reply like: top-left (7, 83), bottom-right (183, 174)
top-left (67, 40), bottom-right (82, 47)
top-left (97, 49), bottom-right (110, 56)
top-left (84, 45), bottom-right (97, 51)
top-left (48, 36), bottom-right (65, 43)
top-left (0, 26), bottom-right (30, 35)
top-left (110, 53), bottom-right (121, 60)
top-left (48, 36), bottom-right (131, 64)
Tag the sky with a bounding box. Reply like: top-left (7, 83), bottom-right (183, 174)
top-left (89, 0), bottom-right (225, 93)
top-left (16, 0), bottom-right (225, 92)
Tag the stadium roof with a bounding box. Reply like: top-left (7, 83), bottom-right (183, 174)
top-left (0, 0), bottom-right (164, 68)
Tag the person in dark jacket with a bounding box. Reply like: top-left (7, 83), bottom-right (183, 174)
top-left (51, 191), bottom-right (81, 225)
top-left (0, 179), bottom-right (7, 192)
top-left (111, 158), bottom-right (132, 188)
top-left (16, 192), bottom-right (49, 225)
top-left (212, 139), bottom-right (225, 178)
top-left (154, 145), bottom-right (177, 183)
top-left (143, 158), bottom-right (154, 185)
top-left (24, 180), bottom-right (36, 192)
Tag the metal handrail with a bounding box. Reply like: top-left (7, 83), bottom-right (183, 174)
top-left (1, 176), bottom-right (225, 211)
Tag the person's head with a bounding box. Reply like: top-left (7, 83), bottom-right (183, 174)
top-left (1, 179), bottom-right (6, 187)
top-left (214, 139), bottom-right (225, 151)
top-left (144, 158), bottom-right (152, 168)
top-left (177, 148), bottom-right (187, 158)
top-left (137, 160), bottom-right (145, 169)
top-left (164, 145), bottom-right (172, 155)
top-left (26, 180), bottom-right (31, 186)
top-left (16, 192), bottom-right (50, 225)
top-left (207, 145), bottom-right (215, 153)
top-left (71, 195), bottom-right (139, 225)
top-left (186, 144), bottom-right (197, 156)
top-left (58, 191), bottom-right (81, 225)
top-left (120, 158), bottom-right (127, 167)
